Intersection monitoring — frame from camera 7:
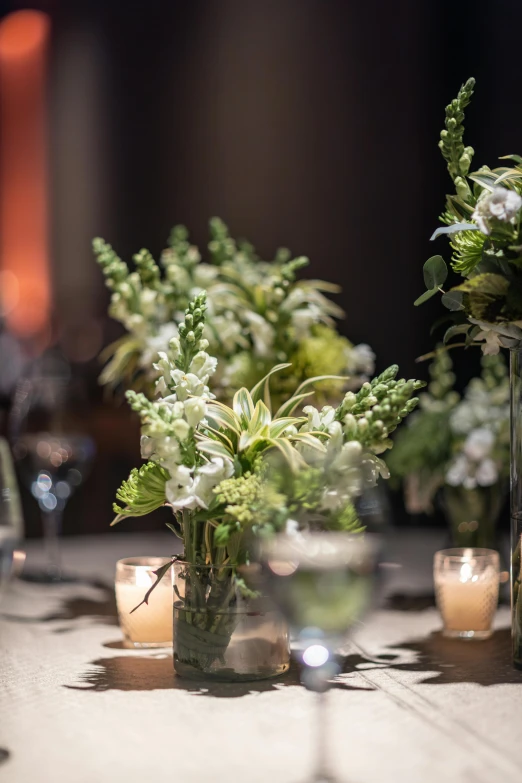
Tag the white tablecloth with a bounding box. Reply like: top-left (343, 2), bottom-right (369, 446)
top-left (1, 531), bottom-right (521, 783)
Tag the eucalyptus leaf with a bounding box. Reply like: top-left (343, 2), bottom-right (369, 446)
top-left (414, 288), bottom-right (439, 306)
top-left (441, 290), bottom-right (465, 311)
top-left (423, 255), bottom-right (448, 289)
top-left (443, 324), bottom-right (471, 344)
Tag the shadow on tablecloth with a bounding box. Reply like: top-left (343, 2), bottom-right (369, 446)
top-left (65, 654), bottom-right (373, 698)
top-left (343, 628), bottom-right (522, 687)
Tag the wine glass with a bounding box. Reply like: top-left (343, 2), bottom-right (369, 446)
top-left (259, 531), bottom-right (379, 783)
top-left (9, 351), bottom-right (95, 582)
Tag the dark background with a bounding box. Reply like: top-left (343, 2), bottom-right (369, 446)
top-left (0, 0), bottom-right (517, 537)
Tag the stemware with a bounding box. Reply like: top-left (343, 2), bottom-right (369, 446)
top-left (9, 351), bottom-right (95, 582)
top-left (259, 531), bottom-right (379, 783)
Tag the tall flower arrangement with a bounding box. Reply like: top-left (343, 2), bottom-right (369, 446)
top-left (414, 78), bottom-right (522, 353)
top-left (112, 290), bottom-right (424, 672)
top-left (387, 351), bottom-right (509, 545)
top-left (94, 218), bottom-right (374, 403)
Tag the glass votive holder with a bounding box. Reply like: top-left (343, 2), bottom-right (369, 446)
top-left (434, 548), bottom-right (499, 640)
top-left (115, 557), bottom-right (173, 648)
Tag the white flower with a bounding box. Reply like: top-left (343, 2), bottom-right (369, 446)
top-left (243, 311), bottom-right (275, 357)
top-left (140, 289), bottom-right (158, 318)
top-left (170, 370), bottom-right (208, 401)
top-left (349, 344), bottom-right (376, 376)
top-left (192, 457), bottom-right (234, 508)
top-left (472, 186), bottom-right (522, 235)
top-left (189, 351), bottom-right (218, 381)
top-left (445, 455), bottom-right (469, 486)
top-left (463, 428), bottom-right (494, 461)
top-left (291, 306), bottom-right (321, 339)
top-left (475, 458), bottom-right (498, 486)
top-left (184, 397), bottom-right (207, 428)
top-left (475, 327), bottom-right (502, 356)
top-left (171, 418), bottom-right (190, 441)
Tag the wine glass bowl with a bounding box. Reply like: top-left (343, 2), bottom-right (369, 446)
top-left (9, 352), bottom-right (95, 581)
top-left (259, 531), bottom-right (380, 782)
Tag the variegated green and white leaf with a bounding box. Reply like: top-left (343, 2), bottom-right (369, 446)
top-left (274, 392), bottom-right (315, 419)
top-left (250, 363), bottom-right (291, 409)
top-left (197, 439), bottom-right (234, 460)
top-left (233, 388), bottom-right (255, 423)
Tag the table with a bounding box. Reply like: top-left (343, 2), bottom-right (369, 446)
top-left (1, 530), bottom-right (521, 783)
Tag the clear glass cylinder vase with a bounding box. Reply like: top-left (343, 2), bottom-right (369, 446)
top-left (172, 561), bottom-right (291, 682)
top-left (510, 348), bottom-right (522, 667)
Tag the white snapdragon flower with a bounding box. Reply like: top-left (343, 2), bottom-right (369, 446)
top-left (445, 455), bottom-right (469, 486)
top-left (140, 323), bottom-right (180, 369)
top-left (475, 458), bottom-right (498, 486)
top-left (192, 263), bottom-right (218, 288)
top-left (472, 186), bottom-right (522, 235)
top-left (192, 457), bottom-right (234, 508)
top-left (211, 314), bottom-right (247, 353)
top-left (184, 397), bottom-right (208, 428)
top-left (463, 428), bottom-right (494, 461)
top-left (349, 344), bottom-right (376, 376)
top-left (243, 311), bottom-right (275, 357)
top-left (139, 288), bottom-right (158, 318)
top-left (189, 351), bottom-right (218, 382)
top-left (170, 370), bottom-right (209, 401)
top-left (291, 305), bottom-right (321, 339)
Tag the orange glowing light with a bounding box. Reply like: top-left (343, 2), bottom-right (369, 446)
top-left (0, 10), bottom-right (51, 337)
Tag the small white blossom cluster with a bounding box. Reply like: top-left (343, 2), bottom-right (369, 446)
top-left (95, 224), bottom-right (375, 399)
top-left (297, 403), bottom-right (390, 510)
top-left (445, 372), bottom-right (509, 490)
top-left (138, 335), bottom-right (234, 512)
top-left (445, 428), bottom-right (498, 489)
top-left (472, 186), bottom-right (522, 235)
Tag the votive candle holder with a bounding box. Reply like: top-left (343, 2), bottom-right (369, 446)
top-left (434, 548), bottom-right (499, 640)
top-left (115, 557), bottom-right (173, 648)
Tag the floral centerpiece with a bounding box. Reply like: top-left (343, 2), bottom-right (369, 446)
top-left (112, 290), bottom-right (423, 680)
top-left (387, 350), bottom-right (509, 547)
top-left (94, 218), bottom-right (374, 404)
top-left (413, 77), bottom-right (522, 664)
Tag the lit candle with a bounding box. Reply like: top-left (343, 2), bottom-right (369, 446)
top-left (434, 548), bottom-right (499, 640)
top-left (115, 557), bottom-right (173, 648)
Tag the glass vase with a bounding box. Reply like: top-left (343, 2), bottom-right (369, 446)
top-left (172, 561), bottom-right (290, 682)
top-left (511, 348), bottom-right (522, 667)
top-left (441, 484), bottom-right (505, 549)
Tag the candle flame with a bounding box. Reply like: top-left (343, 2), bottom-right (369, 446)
top-left (135, 567), bottom-right (153, 589)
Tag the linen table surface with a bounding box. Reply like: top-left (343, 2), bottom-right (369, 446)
top-left (1, 530), bottom-right (520, 783)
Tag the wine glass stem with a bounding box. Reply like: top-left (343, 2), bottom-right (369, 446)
top-left (314, 690), bottom-right (335, 783)
top-left (42, 509), bottom-right (63, 576)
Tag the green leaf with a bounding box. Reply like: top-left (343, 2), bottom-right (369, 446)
top-left (248, 400), bottom-right (272, 434)
top-left (443, 324), bottom-right (471, 344)
top-left (206, 400), bottom-right (241, 433)
top-left (288, 432), bottom-right (327, 452)
top-left (468, 170), bottom-right (497, 192)
top-left (274, 392), bottom-right (315, 419)
top-left (414, 288), bottom-right (439, 306)
top-left (423, 255), bottom-right (448, 289)
top-left (233, 388), bottom-right (255, 423)
top-left (250, 363), bottom-right (291, 409)
top-left (452, 273), bottom-right (509, 297)
top-left (441, 290), bottom-right (465, 311)
top-left (196, 439), bottom-right (233, 460)
top-left (499, 154), bottom-right (522, 165)
top-left (269, 417), bottom-right (304, 437)
top-left (294, 374), bottom-right (349, 398)
top-left (265, 437), bottom-right (306, 473)
top-left (430, 223), bottom-right (479, 241)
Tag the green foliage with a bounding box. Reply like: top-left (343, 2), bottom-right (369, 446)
top-left (438, 77), bottom-right (476, 186)
top-left (112, 462), bottom-right (169, 522)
